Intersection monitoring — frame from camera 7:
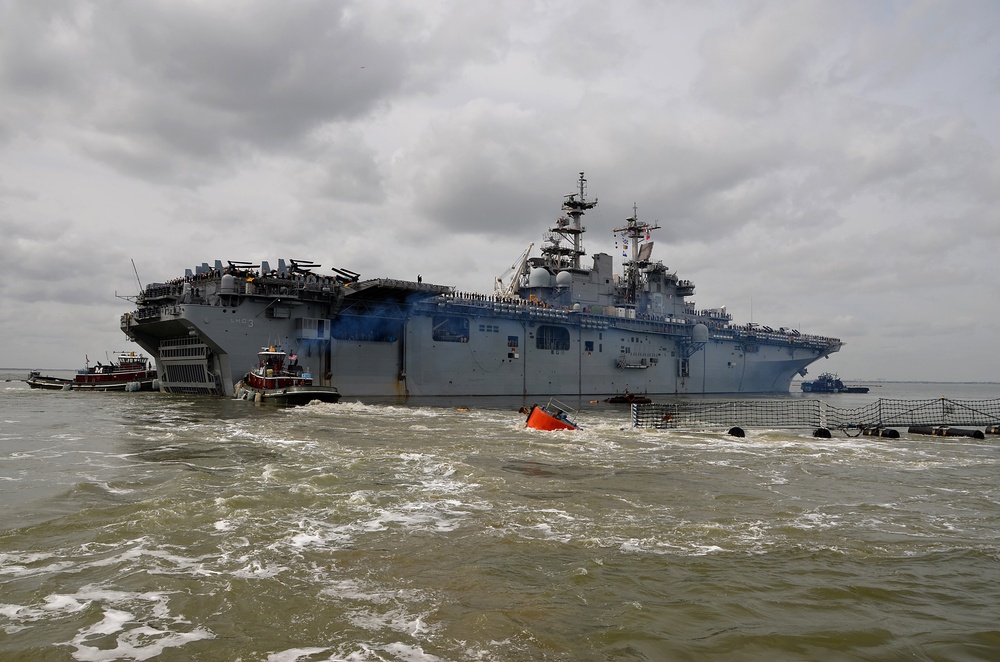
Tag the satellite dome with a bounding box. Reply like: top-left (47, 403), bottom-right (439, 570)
top-left (555, 270), bottom-right (573, 287)
top-left (528, 268), bottom-right (552, 288)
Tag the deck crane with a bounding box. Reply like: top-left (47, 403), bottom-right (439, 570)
top-left (494, 242), bottom-right (534, 299)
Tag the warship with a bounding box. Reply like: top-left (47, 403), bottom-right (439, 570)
top-left (120, 173), bottom-right (842, 398)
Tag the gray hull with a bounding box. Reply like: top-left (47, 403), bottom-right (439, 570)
top-left (122, 287), bottom-right (839, 398)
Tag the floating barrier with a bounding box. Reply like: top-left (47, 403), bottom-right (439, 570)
top-left (632, 397), bottom-right (1000, 436)
top-left (907, 425), bottom-right (985, 440)
top-left (862, 426), bottom-right (900, 439)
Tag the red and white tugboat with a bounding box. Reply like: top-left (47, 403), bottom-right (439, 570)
top-left (235, 347), bottom-right (341, 405)
top-left (26, 352), bottom-right (158, 392)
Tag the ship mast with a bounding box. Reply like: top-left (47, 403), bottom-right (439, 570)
top-left (613, 204), bottom-right (660, 306)
top-left (541, 172), bottom-right (597, 270)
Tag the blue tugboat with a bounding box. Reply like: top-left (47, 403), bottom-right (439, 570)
top-left (800, 372), bottom-right (869, 394)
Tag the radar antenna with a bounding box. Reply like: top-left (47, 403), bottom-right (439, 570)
top-left (612, 204), bottom-right (661, 306)
top-left (541, 172), bottom-right (597, 269)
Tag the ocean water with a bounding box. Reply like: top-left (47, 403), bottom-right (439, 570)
top-left (2, 377), bottom-right (999, 661)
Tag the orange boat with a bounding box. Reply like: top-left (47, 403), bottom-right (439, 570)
top-left (521, 399), bottom-right (579, 431)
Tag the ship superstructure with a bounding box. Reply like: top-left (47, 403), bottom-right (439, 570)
top-left (121, 173), bottom-right (842, 397)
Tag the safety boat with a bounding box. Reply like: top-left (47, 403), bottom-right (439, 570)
top-left (521, 399), bottom-right (579, 431)
top-left (235, 346), bottom-right (341, 405)
top-left (800, 372), bottom-right (869, 394)
top-left (26, 352), bottom-right (158, 391)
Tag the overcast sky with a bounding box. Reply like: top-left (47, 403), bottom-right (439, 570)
top-left (1, 0), bottom-right (998, 381)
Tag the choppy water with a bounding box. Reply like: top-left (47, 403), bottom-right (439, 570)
top-left (2, 378), bottom-right (1000, 660)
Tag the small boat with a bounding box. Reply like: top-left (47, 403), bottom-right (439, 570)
top-left (800, 372), bottom-right (869, 394)
top-left (521, 398), bottom-right (579, 431)
top-left (26, 352), bottom-right (158, 392)
top-left (235, 346), bottom-right (341, 405)
top-left (604, 389), bottom-right (652, 404)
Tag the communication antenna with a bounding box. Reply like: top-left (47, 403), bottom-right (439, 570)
top-left (131, 259), bottom-right (143, 292)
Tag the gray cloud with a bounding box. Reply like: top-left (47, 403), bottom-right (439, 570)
top-left (1, 0), bottom-right (999, 380)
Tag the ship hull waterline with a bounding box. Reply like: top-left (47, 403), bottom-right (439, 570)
top-left (124, 298), bottom-right (838, 399)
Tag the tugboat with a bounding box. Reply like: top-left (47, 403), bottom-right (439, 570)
top-left (800, 372), bottom-right (869, 394)
top-left (521, 398), bottom-right (580, 431)
top-left (235, 346), bottom-right (341, 405)
top-left (26, 352), bottom-right (158, 391)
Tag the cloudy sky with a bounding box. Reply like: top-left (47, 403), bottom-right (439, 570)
top-left (1, 0), bottom-right (998, 381)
